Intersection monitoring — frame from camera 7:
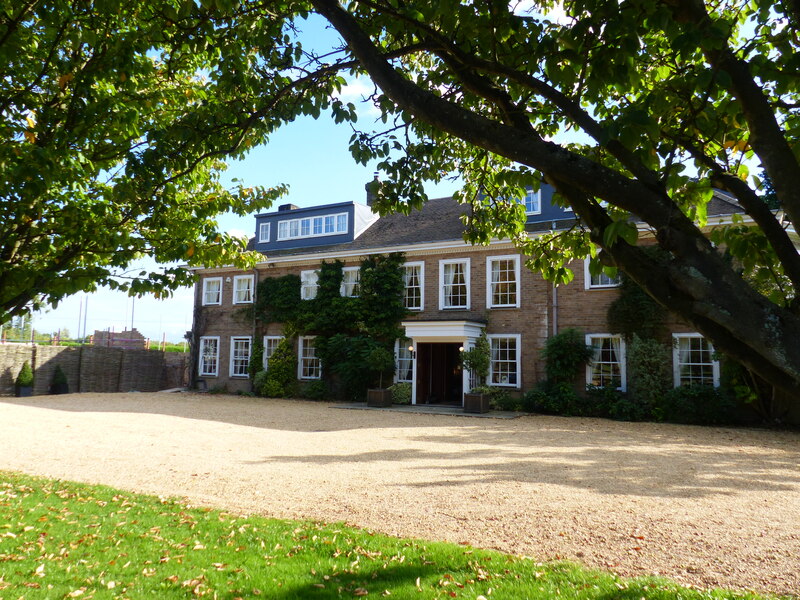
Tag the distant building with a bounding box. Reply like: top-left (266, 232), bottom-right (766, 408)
top-left (92, 328), bottom-right (146, 350)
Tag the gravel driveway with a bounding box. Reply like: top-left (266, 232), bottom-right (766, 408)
top-left (1, 393), bottom-right (798, 596)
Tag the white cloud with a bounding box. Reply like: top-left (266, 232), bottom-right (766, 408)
top-left (334, 75), bottom-right (382, 118)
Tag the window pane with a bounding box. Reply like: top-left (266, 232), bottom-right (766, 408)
top-left (199, 338), bottom-right (218, 376)
top-left (231, 338), bottom-right (251, 377)
top-left (337, 214), bottom-right (347, 232)
top-left (341, 268), bottom-right (360, 297)
top-left (490, 258), bottom-right (517, 306)
top-left (443, 262), bottom-right (467, 308)
top-left (524, 190), bottom-right (540, 213)
top-left (301, 271), bottom-right (318, 300)
top-left (590, 272), bottom-right (620, 287)
top-left (397, 341), bottom-right (413, 382)
top-left (234, 277), bottom-right (252, 303)
top-left (490, 337), bottom-right (517, 386)
top-left (403, 265), bottom-right (421, 309)
top-left (313, 217), bottom-right (323, 234)
top-left (300, 338), bottom-right (321, 379)
top-left (264, 337), bottom-right (282, 370)
top-left (301, 219), bottom-right (311, 236)
top-left (203, 279), bottom-right (221, 305)
top-left (589, 336), bottom-right (621, 388)
top-left (677, 336), bottom-right (715, 386)
top-left (324, 216), bottom-right (334, 233)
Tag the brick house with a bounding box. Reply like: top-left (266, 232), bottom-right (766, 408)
top-left (190, 182), bottom-right (742, 403)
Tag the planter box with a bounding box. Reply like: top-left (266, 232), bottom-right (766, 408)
top-left (463, 392), bottom-right (490, 414)
top-left (49, 383), bottom-right (69, 395)
top-left (15, 386), bottom-right (33, 398)
top-left (367, 388), bottom-right (393, 408)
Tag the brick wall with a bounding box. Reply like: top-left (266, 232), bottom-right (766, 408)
top-left (192, 244), bottom-right (618, 393)
top-left (0, 345), bottom-right (188, 396)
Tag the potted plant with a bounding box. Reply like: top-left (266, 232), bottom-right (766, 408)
top-left (461, 331), bottom-right (491, 413)
top-left (15, 361), bottom-right (34, 397)
top-left (366, 345), bottom-right (395, 407)
top-left (49, 365), bottom-right (69, 395)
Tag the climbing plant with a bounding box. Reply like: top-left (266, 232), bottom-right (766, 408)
top-left (255, 253), bottom-right (407, 400)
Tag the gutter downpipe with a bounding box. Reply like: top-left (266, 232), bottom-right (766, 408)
top-left (552, 283), bottom-right (559, 336)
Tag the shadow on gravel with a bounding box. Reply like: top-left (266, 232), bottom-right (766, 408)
top-left (0, 393), bottom-right (449, 432)
top-left (3, 393), bottom-right (799, 499)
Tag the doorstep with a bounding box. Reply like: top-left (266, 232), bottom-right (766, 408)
top-left (333, 403), bottom-right (525, 419)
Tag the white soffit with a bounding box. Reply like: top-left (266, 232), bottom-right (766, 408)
top-left (401, 320), bottom-right (485, 343)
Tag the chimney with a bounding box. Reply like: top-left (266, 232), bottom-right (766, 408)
top-left (365, 172), bottom-right (380, 207)
top-left (278, 203), bottom-right (299, 212)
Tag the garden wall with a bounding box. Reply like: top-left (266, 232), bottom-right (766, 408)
top-left (0, 345), bottom-right (188, 396)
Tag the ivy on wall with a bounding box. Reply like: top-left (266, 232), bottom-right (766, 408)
top-left (254, 253), bottom-right (408, 400)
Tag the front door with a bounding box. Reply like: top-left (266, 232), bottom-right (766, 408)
top-left (415, 342), bottom-right (463, 405)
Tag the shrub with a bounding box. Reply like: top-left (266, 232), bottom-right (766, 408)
top-left (301, 380), bottom-right (328, 400)
top-left (524, 382), bottom-right (583, 416)
top-left (249, 336), bottom-right (264, 379)
top-left (627, 335), bottom-right (671, 410)
top-left (260, 379), bottom-right (288, 398)
top-left (583, 385), bottom-right (622, 418)
top-left (253, 370), bottom-right (270, 395)
top-left (608, 394), bottom-right (650, 421)
top-left (389, 382), bottom-right (412, 405)
top-left (470, 385), bottom-right (519, 411)
top-left (16, 361), bottom-right (34, 387)
top-left (460, 331), bottom-right (491, 388)
top-left (49, 365), bottom-right (69, 394)
top-left (654, 385), bottom-right (735, 425)
top-left (540, 329), bottom-right (594, 384)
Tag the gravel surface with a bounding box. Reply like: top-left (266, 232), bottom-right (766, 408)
top-left (1, 393), bottom-right (798, 597)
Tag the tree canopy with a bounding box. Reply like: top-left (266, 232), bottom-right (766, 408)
top-left (3, 0), bottom-right (799, 398)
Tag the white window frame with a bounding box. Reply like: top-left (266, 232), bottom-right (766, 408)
top-left (486, 255), bottom-right (520, 309)
top-left (487, 334), bottom-right (521, 388)
top-left (232, 274), bottom-right (254, 304)
top-left (229, 336), bottom-right (252, 378)
top-left (672, 333), bottom-right (720, 387)
top-left (584, 259), bottom-right (621, 289)
top-left (300, 269), bottom-right (319, 300)
top-left (340, 266), bottom-right (360, 297)
top-left (198, 336), bottom-right (220, 377)
top-left (258, 222), bottom-right (270, 243)
top-left (276, 212), bottom-right (349, 241)
top-left (263, 335), bottom-right (284, 371)
top-left (201, 277), bottom-right (222, 306)
top-left (586, 334), bottom-right (627, 391)
top-left (395, 339), bottom-right (414, 383)
top-left (298, 336), bottom-right (322, 380)
top-left (403, 262), bottom-right (424, 311)
top-left (521, 189), bottom-right (541, 215)
top-left (439, 258), bottom-right (471, 310)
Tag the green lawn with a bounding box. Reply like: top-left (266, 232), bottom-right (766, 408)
top-left (0, 472), bottom-right (779, 599)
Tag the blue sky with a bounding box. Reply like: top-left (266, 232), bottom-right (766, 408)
top-left (30, 108), bottom-right (459, 342)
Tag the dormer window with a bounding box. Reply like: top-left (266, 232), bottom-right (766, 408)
top-left (277, 212), bottom-right (348, 241)
top-left (258, 222), bottom-right (270, 242)
top-left (521, 189), bottom-right (541, 215)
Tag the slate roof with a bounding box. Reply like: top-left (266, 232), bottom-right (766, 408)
top-left (248, 191), bottom-right (743, 259)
